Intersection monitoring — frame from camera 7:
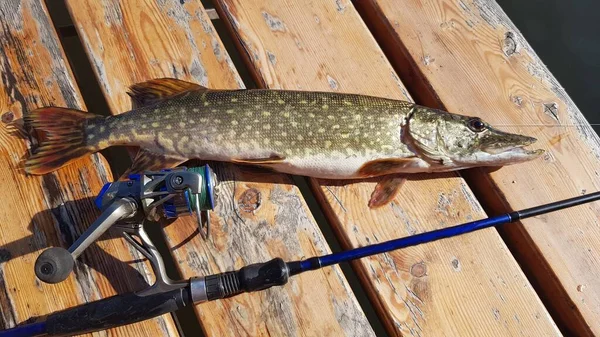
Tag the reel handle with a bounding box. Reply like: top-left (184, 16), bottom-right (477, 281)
top-left (34, 198), bottom-right (137, 284)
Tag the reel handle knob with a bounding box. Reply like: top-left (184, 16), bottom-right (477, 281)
top-left (35, 247), bottom-right (74, 284)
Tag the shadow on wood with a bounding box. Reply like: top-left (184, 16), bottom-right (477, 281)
top-left (0, 198), bottom-right (155, 294)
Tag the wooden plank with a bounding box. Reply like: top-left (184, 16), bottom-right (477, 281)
top-left (355, 0), bottom-right (600, 335)
top-left (63, 1), bottom-right (374, 336)
top-left (213, 0), bottom-right (563, 336)
top-left (0, 1), bottom-right (178, 336)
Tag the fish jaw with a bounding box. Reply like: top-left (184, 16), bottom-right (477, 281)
top-left (448, 130), bottom-right (545, 167)
top-left (492, 146), bottom-right (545, 163)
top-left (447, 146), bottom-right (545, 168)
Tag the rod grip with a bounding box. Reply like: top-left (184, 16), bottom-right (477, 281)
top-left (205, 258), bottom-right (289, 300)
top-left (45, 287), bottom-right (190, 336)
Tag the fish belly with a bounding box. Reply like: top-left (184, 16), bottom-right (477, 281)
top-left (263, 152), bottom-right (430, 179)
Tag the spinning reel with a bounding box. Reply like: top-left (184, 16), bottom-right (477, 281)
top-left (34, 166), bottom-right (217, 285)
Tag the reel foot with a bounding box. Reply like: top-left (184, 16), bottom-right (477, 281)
top-left (35, 247), bottom-right (74, 284)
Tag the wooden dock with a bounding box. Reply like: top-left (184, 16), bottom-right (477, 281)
top-left (0, 0), bottom-right (597, 336)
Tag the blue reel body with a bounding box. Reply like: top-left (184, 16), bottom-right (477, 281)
top-left (94, 165), bottom-right (216, 221)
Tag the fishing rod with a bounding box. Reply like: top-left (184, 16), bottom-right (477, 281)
top-left (1, 166), bottom-right (599, 337)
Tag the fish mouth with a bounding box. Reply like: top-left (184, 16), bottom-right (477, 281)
top-left (500, 146), bottom-right (545, 157)
top-left (484, 136), bottom-right (545, 161)
top-left (483, 136), bottom-right (545, 160)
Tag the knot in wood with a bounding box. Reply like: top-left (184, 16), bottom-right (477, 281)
top-left (503, 31), bottom-right (517, 56)
top-left (1, 111), bottom-right (14, 123)
top-left (410, 261), bottom-right (427, 278)
top-left (451, 258), bottom-right (461, 271)
top-left (511, 95), bottom-right (523, 107)
top-left (543, 102), bottom-right (559, 121)
top-left (238, 188), bottom-right (262, 212)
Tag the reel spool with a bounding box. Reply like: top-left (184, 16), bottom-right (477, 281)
top-left (161, 166), bottom-right (217, 223)
top-left (94, 165), bottom-right (217, 235)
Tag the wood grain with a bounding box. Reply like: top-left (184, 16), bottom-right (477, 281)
top-left (64, 0), bottom-right (374, 336)
top-left (213, 0), bottom-right (562, 336)
top-left (0, 1), bottom-right (178, 336)
top-left (355, 0), bottom-right (600, 335)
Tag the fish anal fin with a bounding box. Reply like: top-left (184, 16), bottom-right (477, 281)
top-left (369, 177), bottom-right (406, 208)
top-left (357, 158), bottom-right (418, 178)
top-left (231, 155), bottom-right (285, 165)
top-left (120, 149), bottom-right (186, 180)
top-left (127, 78), bottom-right (207, 108)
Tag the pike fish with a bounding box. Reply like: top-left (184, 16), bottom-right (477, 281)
top-left (24, 78), bottom-right (544, 207)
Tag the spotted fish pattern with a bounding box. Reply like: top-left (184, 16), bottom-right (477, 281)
top-left (88, 89), bottom-right (414, 177)
top-left (24, 78), bottom-right (542, 207)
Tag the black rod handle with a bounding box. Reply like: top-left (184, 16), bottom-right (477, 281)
top-left (205, 258), bottom-right (289, 300)
top-left (45, 287), bottom-right (191, 336)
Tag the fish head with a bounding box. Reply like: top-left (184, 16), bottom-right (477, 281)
top-left (405, 106), bottom-right (544, 169)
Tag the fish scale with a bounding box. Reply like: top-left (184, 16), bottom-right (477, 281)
top-left (23, 78), bottom-right (543, 207)
top-left (105, 89), bottom-right (408, 158)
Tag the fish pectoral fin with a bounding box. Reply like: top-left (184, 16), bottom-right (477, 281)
top-left (119, 149), bottom-right (187, 180)
top-left (357, 157), bottom-right (419, 177)
top-left (127, 78), bottom-right (208, 108)
top-left (369, 176), bottom-right (406, 208)
top-left (231, 155), bottom-right (286, 165)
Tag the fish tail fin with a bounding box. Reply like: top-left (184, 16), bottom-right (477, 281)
top-left (24, 107), bottom-right (102, 175)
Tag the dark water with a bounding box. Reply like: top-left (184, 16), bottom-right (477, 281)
top-left (497, 0), bottom-right (600, 135)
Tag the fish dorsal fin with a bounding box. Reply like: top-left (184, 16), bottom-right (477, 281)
top-left (127, 78), bottom-right (208, 108)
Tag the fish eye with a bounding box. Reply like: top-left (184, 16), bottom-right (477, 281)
top-left (467, 118), bottom-right (486, 132)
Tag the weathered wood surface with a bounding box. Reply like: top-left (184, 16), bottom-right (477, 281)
top-left (0, 1), bottom-right (178, 335)
top-left (213, 0), bottom-right (562, 336)
top-left (355, 0), bottom-right (600, 335)
top-left (64, 0), bottom-right (374, 336)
